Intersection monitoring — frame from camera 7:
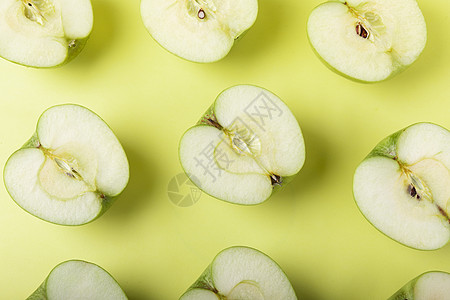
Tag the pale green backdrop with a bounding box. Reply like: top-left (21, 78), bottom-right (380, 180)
top-left (0, 0), bottom-right (449, 299)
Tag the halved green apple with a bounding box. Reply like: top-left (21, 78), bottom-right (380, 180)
top-left (179, 85), bottom-right (305, 205)
top-left (353, 123), bottom-right (450, 250)
top-left (28, 260), bottom-right (128, 299)
top-left (180, 246), bottom-right (297, 300)
top-left (388, 271), bottom-right (450, 300)
top-left (4, 104), bottom-right (129, 226)
top-left (0, 0), bottom-right (93, 67)
top-left (140, 0), bottom-right (258, 63)
top-left (307, 0), bottom-right (427, 82)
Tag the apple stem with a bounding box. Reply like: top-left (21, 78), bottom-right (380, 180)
top-left (437, 206), bottom-right (450, 224)
top-left (205, 118), bottom-right (223, 130)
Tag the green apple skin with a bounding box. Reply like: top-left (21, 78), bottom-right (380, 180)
top-left (63, 36), bottom-right (90, 66)
top-left (387, 275), bottom-right (420, 300)
top-left (5, 35), bottom-right (91, 69)
top-left (307, 1), bottom-right (425, 83)
top-left (387, 271), bottom-right (449, 300)
top-left (353, 122), bottom-right (449, 250)
top-left (0, 0), bottom-right (93, 69)
top-left (3, 104), bottom-right (129, 226)
top-left (306, 19), bottom-right (406, 84)
top-left (143, 27), bottom-right (256, 64)
top-left (179, 86), bottom-right (302, 205)
top-left (308, 36), bottom-right (404, 84)
top-left (140, 1), bottom-right (257, 64)
top-left (26, 260), bottom-right (128, 300)
top-left (180, 246), bottom-right (296, 299)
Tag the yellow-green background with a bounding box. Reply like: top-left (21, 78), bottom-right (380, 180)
top-left (0, 0), bottom-right (449, 298)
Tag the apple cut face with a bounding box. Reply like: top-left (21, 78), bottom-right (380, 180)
top-left (4, 104), bottom-right (129, 226)
top-left (0, 0), bottom-right (93, 67)
top-left (140, 0), bottom-right (258, 63)
top-left (180, 246), bottom-right (297, 300)
top-left (307, 0), bottom-right (427, 82)
top-left (179, 85), bottom-right (305, 205)
top-left (388, 271), bottom-right (450, 300)
top-left (28, 260), bottom-right (128, 299)
top-left (353, 123), bottom-right (450, 250)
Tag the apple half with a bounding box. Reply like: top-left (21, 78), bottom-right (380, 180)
top-left (179, 246), bottom-right (297, 300)
top-left (179, 85), bottom-right (305, 205)
top-left (353, 123), bottom-right (450, 250)
top-left (4, 104), bottom-right (129, 226)
top-left (140, 0), bottom-right (258, 63)
top-left (388, 271), bottom-right (450, 300)
top-left (27, 260), bottom-right (128, 299)
top-left (0, 0), bottom-right (93, 68)
top-left (307, 0), bottom-right (427, 82)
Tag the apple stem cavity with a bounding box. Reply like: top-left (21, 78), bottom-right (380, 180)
top-left (270, 174), bottom-right (282, 186)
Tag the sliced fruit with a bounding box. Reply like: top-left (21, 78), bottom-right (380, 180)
top-left (4, 104), bottom-right (129, 225)
top-left (179, 85), bottom-right (305, 205)
top-left (0, 0), bottom-right (93, 67)
top-left (27, 260), bottom-right (128, 300)
top-left (353, 123), bottom-right (450, 250)
top-left (388, 271), bottom-right (450, 300)
top-left (179, 246), bottom-right (297, 300)
top-left (307, 0), bottom-right (427, 82)
top-left (140, 0), bottom-right (258, 63)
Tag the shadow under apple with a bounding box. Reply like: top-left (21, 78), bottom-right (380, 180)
top-left (280, 124), bottom-right (329, 203)
top-left (102, 137), bottom-right (158, 222)
top-left (67, 0), bottom-right (119, 68)
top-left (221, 0), bottom-right (312, 67)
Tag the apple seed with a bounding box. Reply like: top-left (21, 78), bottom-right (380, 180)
top-left (356, 23), bottom-right (369, 39)
top-left (407, 184), bottom-right (420, 200)
top-left (198, 9), bottom-right (206, 20)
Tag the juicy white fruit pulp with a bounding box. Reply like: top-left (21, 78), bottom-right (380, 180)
top-left (353, 123), bottom-right (450, 250)
top-left (179, 246), bottom-right (297, 300)
top-left (388, 271), bottom-right (450, 300)
top-left (4, 104), bottom-right (129, 225)
top-left (0, 0), bottom-right (93, 67)
top-left (140, 0), bottom-right (258, 62)
top-left (28, 260), bottom-right (128, 299)
top-left (179, 85), bottom-right (305, 205)
top-left (307, 0), bottom-right (427, 82)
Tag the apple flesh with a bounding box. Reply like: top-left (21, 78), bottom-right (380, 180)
top-left (307, 0), bottom-right (427, 82)
top-left (179, 85), bottom-right (305, 205)
top-left (27, 260), bottom-right (128, 299)
top-left (3, 104), bottom-right (129, 226)
top-left (0, 0), bottom-right (93, 68)
top-left (353, 123), bottom-right (450, 250)
top-left (180, 246), bottom-right (297, 300)
top-left (388, 271), bottom-right (450, 300)
top-left (140, 0), bottom-right (258, 63)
